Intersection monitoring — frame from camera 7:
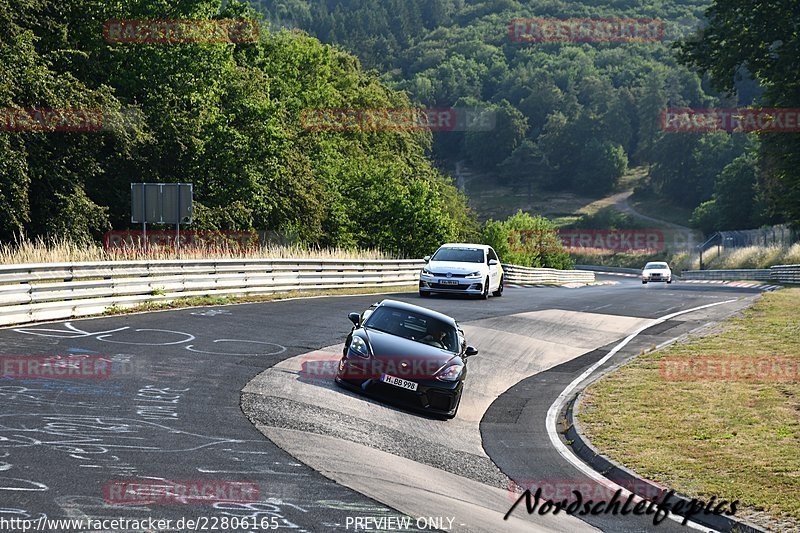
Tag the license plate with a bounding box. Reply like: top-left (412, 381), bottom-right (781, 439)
top-left (440, 280), bottom-right (458, 286)
top-left (381, 374), bottom-right (418, 391)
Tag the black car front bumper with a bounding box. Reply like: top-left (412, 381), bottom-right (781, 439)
top-left (335, 356), bottom-right (464, 418)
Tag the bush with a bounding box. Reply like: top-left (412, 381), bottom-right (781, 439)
top-left (482, 210), bottom-right (572, 269)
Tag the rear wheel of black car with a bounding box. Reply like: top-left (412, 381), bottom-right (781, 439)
top-left (492, 276), bottom-right (504, 297)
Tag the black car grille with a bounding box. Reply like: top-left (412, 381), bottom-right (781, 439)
top-left (430, 282), bottom-right (471, 290)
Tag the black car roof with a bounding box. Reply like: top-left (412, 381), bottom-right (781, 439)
top-left (378, 299), bottom-right (457, 326)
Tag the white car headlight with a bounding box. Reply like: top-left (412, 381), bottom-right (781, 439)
top-left (422, 268), bottom-right (432, 276)
top-left (465, 271), bottom-right (481, 279)
top-left (436, 363), bottom-right (464, 381)
top-left (349, 336), bottom-right (369, 357)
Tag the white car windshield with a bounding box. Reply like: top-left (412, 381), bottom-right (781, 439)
top-left (431, 248), bottom-right (484, 263)
top-left (644, 263), bottom-right (669, 270)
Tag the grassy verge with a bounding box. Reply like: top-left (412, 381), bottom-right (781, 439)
top-left (578, 289), bottom-right (800, 527)
top-left (101, 285), bottom-right (418, 317)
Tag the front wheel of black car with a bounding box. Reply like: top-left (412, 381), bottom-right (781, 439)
top-left (492, 276), bottom-right (504, 297)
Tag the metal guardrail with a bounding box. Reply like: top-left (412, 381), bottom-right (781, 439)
top-left (770, 264), bottom-right (800, 284)
top-left (502, 264), bottom-right (595, 284)
top-left (0, 259), bottom-right (425, 327)
top-left (681, 269), bottom-right (772, 281)
top-left (680, 265), bottom-right (800, 283)
top-left (574, 265), bottom-right (642, 275)
top-left (0, 259), bottom-right (595, 326)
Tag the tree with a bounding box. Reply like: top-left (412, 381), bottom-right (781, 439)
top-left (677, 0), bottom-right (800, 225)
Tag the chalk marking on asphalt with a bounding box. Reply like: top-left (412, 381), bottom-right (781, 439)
top-left (545, 298), bottom-right (737, 533)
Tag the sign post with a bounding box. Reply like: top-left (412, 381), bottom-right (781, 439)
top-left (131, 183), bottom-right (193, 253)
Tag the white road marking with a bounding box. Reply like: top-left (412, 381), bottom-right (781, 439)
top-left (545, 299), bottom-right (737, 533)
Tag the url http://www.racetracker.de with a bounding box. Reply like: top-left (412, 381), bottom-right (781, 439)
top-left (0, 515), bottom-right (287, 532)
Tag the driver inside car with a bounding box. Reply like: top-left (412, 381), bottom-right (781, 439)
top-left (421, 328), bottom-right (448, 350)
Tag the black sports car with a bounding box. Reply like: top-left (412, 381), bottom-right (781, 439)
top-left (335, 299), bottom-right (477, 419)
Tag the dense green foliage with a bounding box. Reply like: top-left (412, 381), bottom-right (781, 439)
top-left (482, 210), bottom-right (571, 268)
top-left (259, 0), bottom-right (795, 232)
top-left (0, 0), bottom-right (477, 255)
top-left (259, 1), bottom-right (722, 198)
top-left (677, 0), bottom-right (800, 227)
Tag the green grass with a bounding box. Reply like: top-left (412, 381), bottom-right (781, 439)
top-left (629, 191), bottom-right (695, 228)
top-left (578, 289), bottom-right (800, 526)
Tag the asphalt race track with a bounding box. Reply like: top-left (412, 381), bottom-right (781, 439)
top-left (0, 275), bottom-right (769, 532)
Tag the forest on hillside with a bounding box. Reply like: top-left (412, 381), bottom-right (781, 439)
top-left (0, 0), bottom-right (476, 256)
top-left (256, 0), bottom-right (798, 231)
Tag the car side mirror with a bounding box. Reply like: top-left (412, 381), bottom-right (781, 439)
top-left (423, 256), bottom-right (431, 263)
top-left (465, 346), bottom-right (478, 357)
top-left (348, 312), bottom-right (361, 326)
top-left (489, 259), bottom-right (499, 266)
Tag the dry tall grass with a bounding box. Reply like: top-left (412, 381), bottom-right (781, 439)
top-left (702, 243), bottom-right (800, 270)
top-left (570, 243), bottom-right (800, 272)
top-left (0, 236), bottom-right (397, 265)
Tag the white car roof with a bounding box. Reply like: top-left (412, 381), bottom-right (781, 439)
top-left (438, 243), bottom-right (490, 250)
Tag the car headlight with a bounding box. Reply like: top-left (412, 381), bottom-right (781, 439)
top-left (349, 336), bottom-right (369, 357)
top-left (436, 363), bottom-right (463, 381)
top-left (422, 268), bottom-right (432, 276)
top-left (465, 271), bottom-right (481, 279)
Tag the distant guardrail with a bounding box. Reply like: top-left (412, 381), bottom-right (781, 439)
top-left (681, 264), bottom-right (800, 283)
top-left (681, 269), bottom-right (772, 281)
top-left (770, 264), bottom-right (800, 284)
top-left (0, 259), bottom-right (594, 327)
top-left (502, 264), bottom-right (595, 284)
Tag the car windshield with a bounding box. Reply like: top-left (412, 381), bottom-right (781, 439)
top-left (644, 263), bottom-right (668, 269)
top-left (363, 306), bottom-right (459, 352)
top-left (431, 247), bottom-right (484, 263)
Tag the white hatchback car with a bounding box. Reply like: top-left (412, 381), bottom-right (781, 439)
top-left (419, 244), bottom-right (503, 299)
top-left (642, 261), bottom-right (672, 284)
